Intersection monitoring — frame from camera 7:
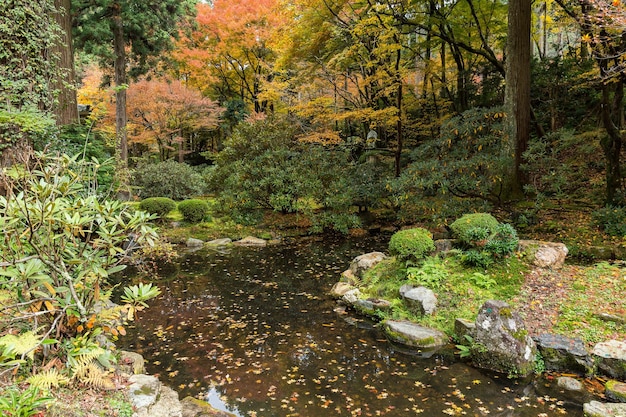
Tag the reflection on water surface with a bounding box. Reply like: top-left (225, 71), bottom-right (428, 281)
top-left (122, 236), bottom-right (585, 416)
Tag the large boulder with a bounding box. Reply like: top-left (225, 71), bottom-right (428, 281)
top-left (329, 282), bottom-right (355, 298)
top-left (519, 240), bottom-right (568, 269)
top-left (346, 252), bottom-right (387, 279)
top-left (593, 340), bottom-right (626, 380)
top-left (129, 374), bottom-right (183, 417)
top-left (583, 401), bottom-right (626, 417)
top-left (383, 320), bottom-right (448, 354)
top-left (471, 300), bottom-right (537, 377)
top-left (399, 284), bottom-right (437, 315)
top-left (533, 333), bottom-right (592, 375)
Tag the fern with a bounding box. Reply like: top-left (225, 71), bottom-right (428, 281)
top-left (72, 362), bottom-right (114, 389)
top-left (27, 369), bottom-right (70, 389)
top-left (0, 331), bottom-right (40, 360)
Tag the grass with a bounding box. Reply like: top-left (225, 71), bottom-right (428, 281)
top-left (358, 254), bottom-right (529, 337)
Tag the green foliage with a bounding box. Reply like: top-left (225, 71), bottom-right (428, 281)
top-left (132, 160), bottom-right (206, 200)
top-left (467, 272), bottom-right (497, 289)
top-left (461, 250), bottom-right (494, 268)
top-left (522, 129), bottom-right (605, 201)
top-left (139, 197), bottom-right (177, 219)
top-left (72, 0), bottom-right (196, 79)
top-left (0, 0), bottom-right (61, 112)
top-left (177, 199), bottom-right (210, 223)
top-left (449, 213), bottom-right (500, 246)
top-left (209, 117), bottom-right (360, 233)
top-left (406, 257), bottom-right (448, 289)
top-left (485, 223), bottom-right (519, 257)
top-left (592, 205), bottom-right (626, 237)
top-left (0, 386), bottom-right (53, 417)
top-left (388, 228), bottom-right (435, 264)
top-left (0, 152), bottom-right (158, 385)
top-left (0, 109), bottom-right (56, 151)
top-left (395, 107), bottom-right (510, 207)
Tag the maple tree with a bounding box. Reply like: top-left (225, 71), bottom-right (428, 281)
top-left (172, 0), bottom-right (286, 114)
top-left (125, 78), bottom-right (223, 161)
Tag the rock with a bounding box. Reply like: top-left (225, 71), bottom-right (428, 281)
top-left (471, 300), bottom-right (537, 377)
top-left (533, 333), bottom-right (592, 375)
top-left (454, 318), bottom-right (476, 341)
top-left (434, 239), bottom-right (454, 255)
top-left (233, 236), bottom-right (267, 247)
top-left (330, 282), bottom-right (355, 298)
top-left (593, 340), bottom-right (626, 380)
top-left (342, 288), bottom-right (361, 305)
top-left (340, 269), bottom-right (359, 285)
top-left (206, 238), bottom-right (232, 246)
top-left (181, 396), bottom-right (237, 417)
top-left (186, 238), bottom-right (204, 248)
top-left (118, 350), bottom-right (146, 375)
top-left (128, 374), bottom-right (161, 409)
top-left (595, 312), bottom-right (626, 324)
top-left (353, 298), bottom-right (392, 316)
top-left (606, 380), bottom-right (626, 403)
top-left (519, 240), bottom-right (568, 269)
top-left (383, 320), bottom-right (448, 352)
top-left (557, 376), bottom-right (584, 392)
top-left (583, 400), bottom-right (626, 417)
top-left (399, 285), bottom-right (437, 315)
top-left (348, 252), bottom-right (387, 279)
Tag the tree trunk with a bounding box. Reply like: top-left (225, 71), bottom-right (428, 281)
top-left (504, 0), bottom-right (531, 197)
top-left (600, 80), bottom-right (624, 205)
top-left (395, 48), bottom-right (403, 178)
top-left (113, 8), bottom-right (128, 164)
top-left (52, 0), bottom-right (78, 125)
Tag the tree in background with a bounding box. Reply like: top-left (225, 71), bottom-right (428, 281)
top-left (124, 78), bottom-right (223, 161)
top-left (72, 0), bottom-right (196, 165)
top-left (52, 0), bottom-right (78, 125)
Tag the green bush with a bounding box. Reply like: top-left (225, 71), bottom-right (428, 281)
top-left (132, 160), bottom-right (205, 200)
top-left (449, 213), bottom-right (500, 246)
top-left (592, 206), bottom-right (626, 237)
top-left (388, 228), bottom-right (435, 264)
top-left (485, 223), bottom-right (519, 257)
top-left (178, 199), bottom-right (210, 223)
top-left (139, 197), bottom-right (176, 219)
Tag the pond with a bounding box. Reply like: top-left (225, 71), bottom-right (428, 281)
top-left (121, 235), bottom-right (587, 417)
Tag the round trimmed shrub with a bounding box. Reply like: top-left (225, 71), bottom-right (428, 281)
top-left (139, 197), bottom-right (176, 219)
top-left (177, 199), bottom-right (210, 223)
top-left (449, 213), bottom-right (500, 246)
top-left (388, 228), bottom-right (435, 263)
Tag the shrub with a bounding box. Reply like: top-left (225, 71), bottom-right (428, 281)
top-left (178, 199), bottom-right (210, 223)
top-left (592, 206), bottom-right (626, 237)
top-left (449, 213), bottom-right (500, 246)
top-left (139, 197), bottom-right (176, 219)
top-left (388, 228), bottom-right (435, 264)
top-left (132, 160), bottom-right (205, 200)
top-left (485, 223), bottom-right (519, 257)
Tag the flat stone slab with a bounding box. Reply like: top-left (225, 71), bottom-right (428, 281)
top-left (233, 236), bottom-right (267, 247)
top-left (186, 238), bottom-right (204, 248)
top-left (128, 374), bottom-right (161, 409)
top-left (534, 333), bottom-right (592, 374)
top-left (557, 376), bottom-right (584, 392)
top-left (593, 340), bottom-right (626, 379)
top-left (206, 238), bottom-right (232, 246)
top-left (583, 400), bottom-right (626, 417)
top-left (383, 320), bottom-right (448, 350)
top-left (354, 298), bottom-right (392, 316)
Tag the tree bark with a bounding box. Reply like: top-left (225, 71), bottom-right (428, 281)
top-left (52, 0), bottom-right (78, 125)
top-left (600, 80), bottom-right (624, 205)
top-left (504, 0), bottom-right (531, 197)
top-left (113, 7), bottom-right (128, 164)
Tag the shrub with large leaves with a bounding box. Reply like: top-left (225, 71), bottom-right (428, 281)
top-left (0, 152), bottom-right (159, 385)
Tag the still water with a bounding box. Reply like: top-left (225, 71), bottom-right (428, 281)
top-left (122, 236), bottom-right (585, 416)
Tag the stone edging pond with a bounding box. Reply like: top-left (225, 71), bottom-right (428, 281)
top-left (330, 245), bottom-right (626, 417)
